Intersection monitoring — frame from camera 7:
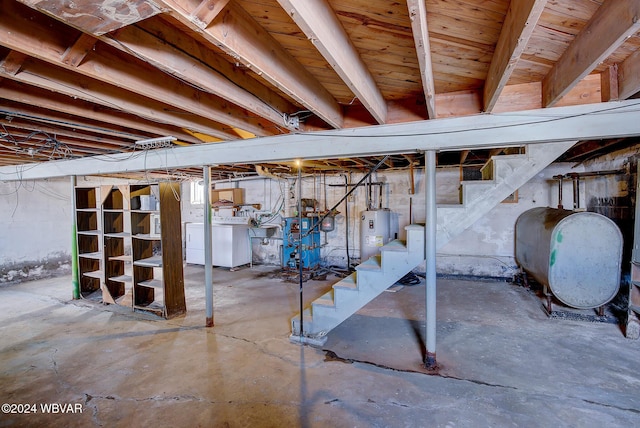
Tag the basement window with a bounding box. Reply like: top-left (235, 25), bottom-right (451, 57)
top-left (190, 181), bottom-right (204, 205)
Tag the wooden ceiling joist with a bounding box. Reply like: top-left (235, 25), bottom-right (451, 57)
top-left (277, 0), bottom-right (388, 124)
top-left (0, 56), bottom-right (236, 140)
top-left (542, 0), bottom-right (640, 107)
top-left (0, 0), bottom-right (273, 137)
top-left (0, 80), bottom-right (204, 144)
top-left (102, 24), bottom-right (295, 131)
top-left (483, 0), bottom-right (546, 112)
top-left (406, 0), bottom-right (436, 119)
top-left (156, 0), bottom-right (345, 129)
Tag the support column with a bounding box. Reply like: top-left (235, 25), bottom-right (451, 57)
top-left (425, 151), bottom-right (437, 369)
top-left (204, 166), bottom-right (214, 327)
top-left (71, 175), bottom-right (80, 300)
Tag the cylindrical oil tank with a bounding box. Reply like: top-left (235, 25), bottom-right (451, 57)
top-left (515, 207), bottom-right (622, 309)
top-left (360, 209), bottom-right (391, 261)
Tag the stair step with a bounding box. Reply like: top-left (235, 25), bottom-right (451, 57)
top-left (334, 272), bottom-right (358, 289)
top-left (460, 181), bottom-right (496, 204)
top-left (381, 239), bottom-right (407, 252)
top-left (314, 290), bottom-right (335, 307)
top-left (356, 255), bottom-right (381, 271)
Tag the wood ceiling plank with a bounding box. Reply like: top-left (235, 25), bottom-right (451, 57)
top-left (483, 0), bottom-right (547, 112)
top-left (407, 0), bottom-right (436, 119)
top-left (157, 0), bottom-right (345, 129)
top-left (276, 0), bottom-right (387, 124)
top-left (542, 0), bottom-right (640, 107)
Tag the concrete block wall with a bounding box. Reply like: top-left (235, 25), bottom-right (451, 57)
top-left (181, 161), bottom-right (597, 279)
top-left (0, 177), bottom-right (72, 283)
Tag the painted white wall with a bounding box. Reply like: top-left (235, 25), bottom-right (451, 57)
top-left (180, 160), bottom-right (600, 278)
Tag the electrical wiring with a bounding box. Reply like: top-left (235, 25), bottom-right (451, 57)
top-left (0, 126), bottom-right (74, 161)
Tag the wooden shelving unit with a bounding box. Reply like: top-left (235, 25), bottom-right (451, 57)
top-left (75, 187), bottom-right (102, 298)
top-left (102, 185), bottom-right (132, 306)
top-left (74, 182), bottom-right (185, 318)
top-left (130, 182), bottom-right (185, 318)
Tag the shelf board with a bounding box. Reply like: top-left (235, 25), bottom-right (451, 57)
top-left (77, 230), bottom-right (101, 236)
top-left (104, 232), bottom-right (130, 238)
top-left (131, 209), bottom-right (159, 214)
top-left (134, 255), bottom-right (163, 267)
top-left (134, 302), bottom-right (164, 316)
top-left (109, 274), bottom-right (132, 283)
top-left (79, 251), bottom-right (102, 259)
top-left (76, 208), bottom-right (98, 212)
top-left (103, 209), bottom-right (127, 213)
top-left (133, 233), bottom-right (161, 241)
top-left (138, 278), bottom-right (163, 289)
top-left (630, 304), bottom-right (640, 315)
top-left (83, 270), bottom-right (103, 279)
top-left (108, 254), bottom-right (131, 262)
top-left (632, 281), bottom-right (640, 289)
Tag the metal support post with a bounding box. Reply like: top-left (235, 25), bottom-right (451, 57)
top-left (71, 175), bottom-right (80, 299)
top-left (204, 166), bottom-right (214, 327)
top-left (425, 150), bottom-right (437, 369)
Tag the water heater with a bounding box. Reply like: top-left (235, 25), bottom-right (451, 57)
top-left (360, 209), bottom-right (391, 261)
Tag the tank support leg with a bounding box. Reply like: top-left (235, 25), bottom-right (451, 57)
top-left (597, 306), bottom-right (605, 317)
top-left (544, 285), bottom-right (553, 313)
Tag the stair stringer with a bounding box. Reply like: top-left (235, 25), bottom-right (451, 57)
top-left (291, 225), bottom-right (425, 342)
top-left (436, 141), bottom-right (576, 249)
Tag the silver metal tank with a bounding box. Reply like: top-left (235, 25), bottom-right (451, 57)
top-left (515, 207), bottom-right (622, 309)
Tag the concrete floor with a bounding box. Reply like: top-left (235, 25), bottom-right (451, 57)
top-left (1, 265), bottom-right (639, 427)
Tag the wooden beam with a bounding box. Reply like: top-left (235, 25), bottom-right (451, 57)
top-left (191, 0), bottom-right (231, 28)
top-left (0, 80), bottom-right (204, 144)
top-left (61, 33), bottom-right (97, 67)
top-left (483, 0), bottom-right (546, 112)
top-left (103, 24), bottom-right (292, 130)
top-left (406, 0), bottom-right (436, 119)
top-left (619, 49), bottom-right (640, 100)
top-left (0, 59), bottom-right (238, 140)
top-left (542, 0), bottom-right (640, 107)
top-left (3, 100), bottom-right (640, 180)
top-left (277, 0), bottom-right (387, 124)
top-left (16, 0), bottom-right (163, 35)
top-left (0, 1), bottom-right (274, 137)
top-left (137, 18), bottom-right (299, 127)
top-left (0, 50), bottom-right (27, 75)
top-left (156, 0), bottom-right (344, 128)
top-left (601, 65), bottom-right (619, 102)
